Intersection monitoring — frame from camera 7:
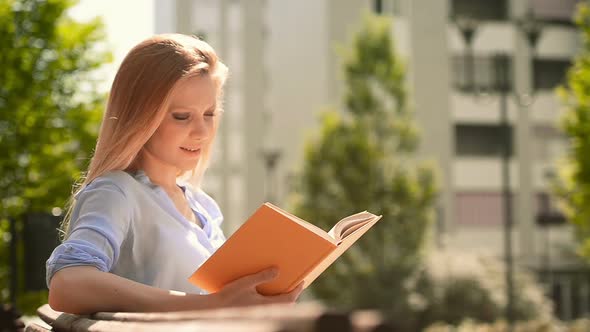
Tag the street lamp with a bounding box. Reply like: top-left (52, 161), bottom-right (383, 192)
top-left (454, 11), bottom-right (543, 326)
top-left (260, 146), bottom-right (282, 202)
top-left (516, 10), bottom-right (543, 56)
top-left (454, 16), bottom-right (478, 91)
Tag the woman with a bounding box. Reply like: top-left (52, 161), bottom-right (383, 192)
top-left (46, 34), bottom-right (302, 314)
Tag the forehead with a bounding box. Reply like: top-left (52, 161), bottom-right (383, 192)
top-left (168, 75), bottom-right (217, 110)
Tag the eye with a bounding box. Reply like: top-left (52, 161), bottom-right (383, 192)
top-left (172, 113), bottom-right (190, 120)
top-left (204, 112), bottom-right (216, 117)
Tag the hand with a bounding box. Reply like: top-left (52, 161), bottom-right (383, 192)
top-left (214, 267), bottom-right (304, 308)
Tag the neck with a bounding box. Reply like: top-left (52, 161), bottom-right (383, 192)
top-left (135, 151), bottom-right (179, 191)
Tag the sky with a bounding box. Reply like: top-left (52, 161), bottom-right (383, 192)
top-left (68, 0), bottom-right (155, 91)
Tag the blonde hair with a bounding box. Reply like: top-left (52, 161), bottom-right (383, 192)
top-left (61, 34), bottom-right (228, 235)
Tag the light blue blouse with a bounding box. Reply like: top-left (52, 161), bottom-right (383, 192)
top-left (45, 170), bottom-right (226, 294)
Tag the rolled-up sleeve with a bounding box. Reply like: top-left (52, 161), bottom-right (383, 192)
top-left (46, 180), bottom-right (131, 287)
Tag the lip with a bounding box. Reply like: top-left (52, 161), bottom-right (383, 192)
top-left (180, 146), bottom-right (200, 151)
top-left (180, 147), bottom-right (201, 156)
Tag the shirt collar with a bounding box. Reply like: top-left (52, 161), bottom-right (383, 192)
top-left (132, 169), bottom-right (192, 191)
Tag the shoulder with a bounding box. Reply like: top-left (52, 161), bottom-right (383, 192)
top-left (78, 170), bottom-right (141, 198)
top-left (70, 171), bottom-right (138, 234)
top-left (94, 170), bottom-right (140, 191)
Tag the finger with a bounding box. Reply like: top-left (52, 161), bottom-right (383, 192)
top-left (249, 267), bottom-right (280, 285)
top-left (229, 267), bottom-right (279, 289)
top-left (264, 292), bottom-right (296, 304)
top-left (265, 282), bottom-right (304, 304)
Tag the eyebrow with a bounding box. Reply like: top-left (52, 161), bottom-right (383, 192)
top-left (170, 104), bottom-right (217, 112)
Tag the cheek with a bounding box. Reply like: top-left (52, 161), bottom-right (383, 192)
top-left (154, 124), bottom-right (185, 145)
top-left (145, 125), bottom-right (185, 155)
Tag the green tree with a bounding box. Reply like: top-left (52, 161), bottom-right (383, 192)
top-left (0, 0), bottom-right (110, 312)
top-left (289, 12), bottom-right (437, 327)
top-left (556, 2), bottom-right (590, 261)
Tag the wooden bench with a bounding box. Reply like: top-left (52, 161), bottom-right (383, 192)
top-left (29, 302), bottom-right (394, 332)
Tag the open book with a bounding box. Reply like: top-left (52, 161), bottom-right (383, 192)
top-left (188, 202), bottom-right (382, 295)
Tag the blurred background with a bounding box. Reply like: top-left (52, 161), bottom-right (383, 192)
top-left (2, 0), bottom-right (590, 331)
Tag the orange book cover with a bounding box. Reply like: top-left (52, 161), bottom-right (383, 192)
top-left (188, 203), bottom-right (382, 295)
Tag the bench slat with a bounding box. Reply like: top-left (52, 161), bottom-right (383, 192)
top-left (93, 302), bottom-right (326, 322)
top-left (67, 318), bottom-right (285, 332)
top-left (35, 302), bottom-right (393, 332)
top-left (25, 323), bottom-right (52, 332)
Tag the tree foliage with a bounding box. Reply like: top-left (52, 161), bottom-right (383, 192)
top-left (0, 0), bottom-right (110, 312)
top-left (289, 12), bottom-right (437, 318)
top-left (556, 2), bottom-right (590, 261)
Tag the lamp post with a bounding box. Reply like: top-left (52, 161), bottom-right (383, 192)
top-left (454, 11), bottom-right (542, 327)
top-left (494, 53), bottom-right (515, 324)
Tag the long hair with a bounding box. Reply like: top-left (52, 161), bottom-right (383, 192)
top-left (60, 34), bottom-right (228, 235)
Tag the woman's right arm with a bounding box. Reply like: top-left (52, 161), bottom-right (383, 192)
top-left (48, 266), bottom-right (209, 314)
top-left (48, 266), bottom-right (303, 314)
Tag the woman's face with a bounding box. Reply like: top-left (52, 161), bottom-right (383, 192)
top-left (142, 75), bottom-right (218, 173)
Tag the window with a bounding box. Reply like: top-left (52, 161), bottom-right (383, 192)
top-left (455, 124), bottom-right (513, 157)
top-left (534, 58), bottom-right (571, 90)
top-left (372, 0), bottom-right (401, 15)
top-left (452, 55), bottom-right (514, 92)
top-left (451, 0), bottom-right (507, 21)
top-left (455, 192), bottom-right (564, 226)
top-left (373, 0), bottom-right (383, 14)
top-left (453, 55), bottom-right (570, 92)
top-left (455, 192), bottom-right (512, 226)
top-left (531, 0), bottom-right (579, 25)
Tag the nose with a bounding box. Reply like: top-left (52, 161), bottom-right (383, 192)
top-left (189, 117), bottom-right (210, 141)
